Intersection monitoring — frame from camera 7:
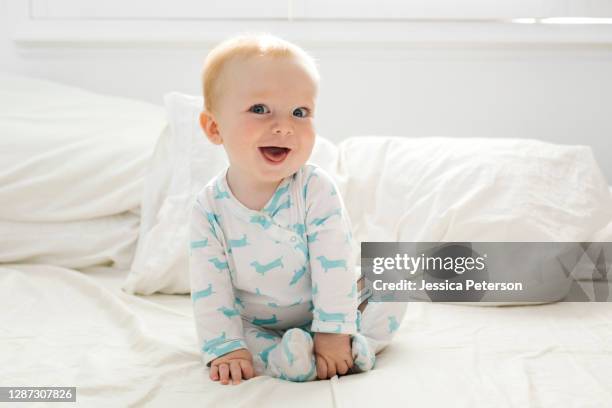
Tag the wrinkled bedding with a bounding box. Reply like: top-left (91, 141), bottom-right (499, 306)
top-left (2, 264), bottom-right (611, 407)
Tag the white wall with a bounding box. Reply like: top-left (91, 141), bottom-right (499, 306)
top-left (2, 0), bottom-right (611, 183)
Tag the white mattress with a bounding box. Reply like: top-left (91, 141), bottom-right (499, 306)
top-left (2, 264), bottom-right (611, 407)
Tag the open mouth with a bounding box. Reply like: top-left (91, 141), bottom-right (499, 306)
top-left (258, 146), bottom-right (291, 164)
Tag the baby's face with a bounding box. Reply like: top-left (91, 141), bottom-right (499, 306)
top-left (206, 55), bottom-right (317, 185)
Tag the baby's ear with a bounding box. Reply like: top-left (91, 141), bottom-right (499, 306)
top-left (200, 111), bottom-right (223, 145)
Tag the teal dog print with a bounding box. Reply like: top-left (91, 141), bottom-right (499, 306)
top-left (316, 256), bottom-right (347, 273)
top-left (314, 307), bottom-right (346, 323)
top-left (192, 284), bottom-right (214, 301)
top-left (250, 257), bottom-right (284, 275)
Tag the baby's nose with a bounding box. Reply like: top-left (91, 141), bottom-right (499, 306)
top-left (274, 128), bottom-right (292, 135)
top-left (272, 121), bottom-right (294, 136)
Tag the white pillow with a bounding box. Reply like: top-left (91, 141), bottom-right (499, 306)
top-left (336, 136), bottom-right (612, 295)
top-left (0, 73), bottom-right (166, 222)
top-left (122, 92), bottom-right (338, 295)
top-left (0, 211), bottom-right (139, 269)
top-left (336, 136), bottom-right (612, 245)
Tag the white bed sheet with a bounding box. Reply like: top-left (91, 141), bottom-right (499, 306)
top-left (1, 264), bottom-right (611, 407)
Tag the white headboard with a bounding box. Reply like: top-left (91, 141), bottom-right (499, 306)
top-left (2, 0), bottom-right (612, 183)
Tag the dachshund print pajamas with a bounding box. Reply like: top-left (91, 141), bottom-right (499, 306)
top-left (189, 164), bottom-right (407, 381)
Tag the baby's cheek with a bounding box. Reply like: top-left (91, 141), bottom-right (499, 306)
top-left (298, 131), bottom-right (316, 156)
top-left (241, 118), bottom-right (267, 138)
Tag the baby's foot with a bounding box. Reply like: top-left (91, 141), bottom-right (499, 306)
top-left (350, 333), bottom-right (376, 373)
top-left (268, 328), bottom-right (317, 382)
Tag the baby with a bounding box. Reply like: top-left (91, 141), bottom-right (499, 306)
top-left (190, 33), bottom-right (407, 384)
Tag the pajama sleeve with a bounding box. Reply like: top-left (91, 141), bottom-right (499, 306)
top-left (304, 166), bottom-right (358, 335)
top-left (190, 197), bottom-right (247, 367)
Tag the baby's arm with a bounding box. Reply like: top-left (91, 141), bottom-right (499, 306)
top-left (190, 197), bottom-right (254, 384)
top-left (304, 166), bottom-right (358, 378)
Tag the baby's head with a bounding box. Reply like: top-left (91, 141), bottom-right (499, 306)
top-left (199, 33), bottom-right (320, 186)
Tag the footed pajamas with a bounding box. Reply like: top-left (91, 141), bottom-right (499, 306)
top-left (189, 163), bottom-right (407, 381)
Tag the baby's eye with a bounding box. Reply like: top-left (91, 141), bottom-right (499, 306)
top-left (249, 104), bottom-right (270, 114)
top-left (293, 107), bottom-right (310, 118)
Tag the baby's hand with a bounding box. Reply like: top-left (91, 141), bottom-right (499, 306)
top-left (313, 333), bottom-right (353, 380)
top-left (210, 348), bottom-right (257, 385)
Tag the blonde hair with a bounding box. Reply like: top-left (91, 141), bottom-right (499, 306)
top-left (201, 32), bottom-right (320, 114)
